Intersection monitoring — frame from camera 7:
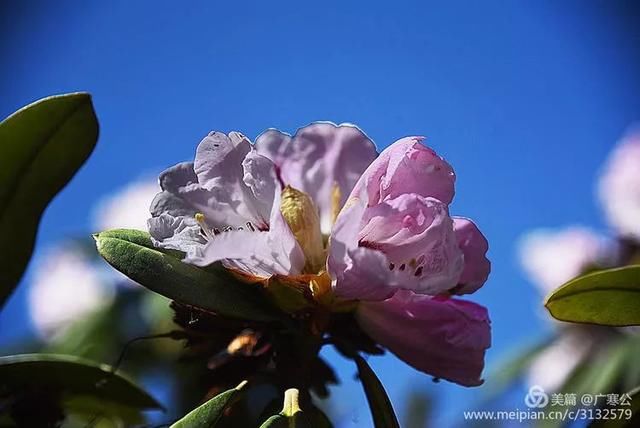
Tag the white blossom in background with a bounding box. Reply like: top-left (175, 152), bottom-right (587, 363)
top-left (28, 244), bottom-right (115, 341)
top-left (598, 131), bottom-right (640, 241)
top-left (519, 227), bottom-right (619, 392)
top-left (92, 178), bottom-right (159, 231)
top-left (518, 227), bottom-right (610, 295)
top-left (29, 177), bottom-right (158, 339)
top-left (92, 177), bottom-right (159, 286)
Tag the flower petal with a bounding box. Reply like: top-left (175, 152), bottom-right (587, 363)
top-left (452, 217), bottom-right (490, 294)
top-left (328, 197), bottom-right (398, 300)
top-left (256, 122), bottom-right (378, 233)
top-left (358, 194), bottom-right (463, 295)
top-left (187, 188), bottom-right (305, 278)
top-left (147, 213), bottom-right (206, 259)
top-left (350, 136), bottom-right (455, 207)
top-left (194, 131), bottom-right (275, 229)
top-left (150, 162), bottom-right (213, 218)
top-left (357, 291), bottom-right (491, 387)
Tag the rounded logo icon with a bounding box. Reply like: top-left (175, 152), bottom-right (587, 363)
top-left (524, 385), bottom-right (549, 408)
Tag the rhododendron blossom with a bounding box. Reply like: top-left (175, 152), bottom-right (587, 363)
top-left (519, 227), bottom-right (611, 294)
top-left (149, 122), bottom-right (491, 386)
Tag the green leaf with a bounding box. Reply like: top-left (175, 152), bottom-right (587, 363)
top-left (484, 336), bottom-right (552, 398)
top-left (539, 339), bottom-right (636, 428)
top-left (354, 355), bottom-right (400, 428)
top-left (0, 353), bottom-right (161, 410)
top-left (544, 265), bottom-right (640, 326)
top-left (94, 229), bottom-right (283, 322)
top-left (0, 93), bottom-right (98, 307)
top-left (170, 381), bottom-right (247, 428)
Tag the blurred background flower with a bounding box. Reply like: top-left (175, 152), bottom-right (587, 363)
top-left (27, 177), bottom-right (160, 343)
top-left (92, 177), bottom-right (158, 232)
top-left (28, 243), bottom-right (114, 341)
top-left (518, 227), bottom-right (613, 296)
top-left (1, 1), bottom-right (639, 426)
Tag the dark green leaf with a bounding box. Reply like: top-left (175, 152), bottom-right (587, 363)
top-left (354, 355), bottom-right (400, 428)
top-left (0, 353), bottom-right (161, 410)
top-left (544, 265), bottom-right (640, 326)
top-left (170, 381), bottom-right (246, 428)
top-left (94, 229), bottom-right (284, 322)
top-left (0, 93), bottom-right (98, 307)
top-left (589, 386), bottom-right (640, 428)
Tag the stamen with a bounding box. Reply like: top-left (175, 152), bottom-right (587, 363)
top-left (246, 222), bottom-right (256, 232)
top-left (399, 264), bottom-right (406, 271)
top-left (195, 213), bottom-right (215, 240)
top-left (389, 262), bottom-right (395, 271)
top-left (414, 266), bottom-right (423, 277)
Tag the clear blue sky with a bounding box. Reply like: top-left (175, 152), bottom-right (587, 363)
top-left (1, 1), bottom-right (639, 426)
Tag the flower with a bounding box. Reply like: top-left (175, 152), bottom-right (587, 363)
top-left (329, 136), bottom-right (491, 386)
top-left (28, 244), bottom-right (114, 341)
top-left (148, 124), bottom-right (491, 386)
top-left (598, 130), bottom-right (640, 241)
top-left (255, 122), bottom-right (378, 234)
top-left (518, 227), bottom-right (620, 391)
top-left (148, 131), bottom-right (303, 277)
top-left (93, 177), bottom-right (159, 231)
top-left (518, 227), bottom-right (610, 295)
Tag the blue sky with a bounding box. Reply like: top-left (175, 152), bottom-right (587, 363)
top-left (1, 1), bottom-right (639, 426)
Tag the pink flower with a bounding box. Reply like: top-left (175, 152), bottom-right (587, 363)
top-left (329, 136), bottom-right (491, 385)
top-left (148, 125), bottom-right (491, 386)
top-left (357, 292), bottom-right (491, 387)
top-left (598, 130), bottom-right (640, 240)
top-left (256, 122), bottom-right (377, 234)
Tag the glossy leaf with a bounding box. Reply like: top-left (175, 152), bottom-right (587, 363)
top-left (170, 381), bottom-right (247, 428)
top-left (94, 229), bottom-right (284, 322)
top-left (354, 355), bottom-right (400, 428)
top-left (0, 93), bottom-right (98, 307)
top-left (544, 265), bottom-right (640, 326)
top-left (0, 353), bottom-right (160, 410)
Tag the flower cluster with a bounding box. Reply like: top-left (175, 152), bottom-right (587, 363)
top-left (149, 122), bottom-right (491, 386)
